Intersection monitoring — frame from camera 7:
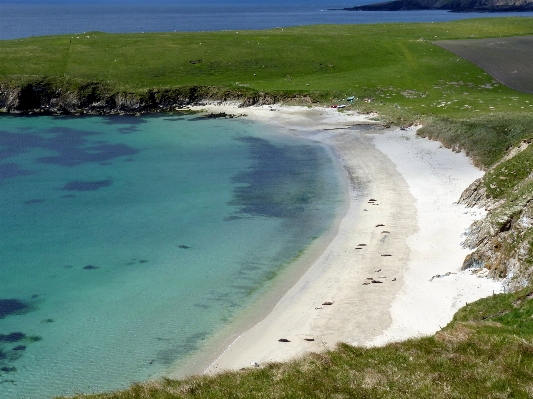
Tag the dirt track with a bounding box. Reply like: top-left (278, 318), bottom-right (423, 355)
top-left (435, 35), bottom-right (533, 95)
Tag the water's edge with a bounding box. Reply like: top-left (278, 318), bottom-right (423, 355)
top-left (168, 132), bottom-right (352, 380)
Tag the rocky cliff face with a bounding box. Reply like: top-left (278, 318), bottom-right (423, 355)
top-left (0, 81), bottom-right (160, 114)
top-left (0, 80), bottom-right (286, 115)
top-left (459, 140), bottom-right (533, 290)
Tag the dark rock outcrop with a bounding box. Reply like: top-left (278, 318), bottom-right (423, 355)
top-left (0, 79), bottom-right (298, 116)
top-left (458, 141), bottom-right (533, 290)
top-left (343, 0), bottom-right (533, 12)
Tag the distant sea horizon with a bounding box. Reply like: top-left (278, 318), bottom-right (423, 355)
top-left (2, 0), bottom-right (533, 41)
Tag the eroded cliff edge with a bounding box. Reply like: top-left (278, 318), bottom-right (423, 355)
top-left (458, 140), bottom-right (533, 290)
top-left (415, 112), bottom-right (533, 291)
top-left (0, 79), bottom-right (299, 115)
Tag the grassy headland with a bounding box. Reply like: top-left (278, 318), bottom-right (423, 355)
top-left (1, 17), bottom-right (533, 121)
top-left (2, 17), bottom-right (533, 398)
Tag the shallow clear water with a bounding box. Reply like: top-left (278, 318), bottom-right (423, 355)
top-left (0, 114), bottom-right (344, 398)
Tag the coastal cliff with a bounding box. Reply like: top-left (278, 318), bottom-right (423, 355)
top-left (458, 140), bottom-right (533, 290)
top-left (0, 79), bottom-right (292, 115)
top-left (344, 0), bottom-right (533, 12)
top-left (418, 118), bottom-right (533, 290)
top-left (3, 78), bottom-right (533, 291)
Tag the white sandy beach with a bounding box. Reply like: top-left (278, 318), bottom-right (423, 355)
top-left (172, 103), bottom-right (502, 376)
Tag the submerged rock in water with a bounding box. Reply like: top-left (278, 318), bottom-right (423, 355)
top-left (0, 332), bottom-right (26, 343)
top-left (24, 199), bottom-right (45, 205)
top-left (0, 299), bottom-right (30, 319)
top-left (63, 179), bottom-right (113, 192)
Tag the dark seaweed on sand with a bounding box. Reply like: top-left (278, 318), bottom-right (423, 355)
top-left (0, 299), bottom-right (30, 319)
top-left (0, 332), bottom-right (26, 343)
top-left (228, 136), bottom-right (326, 219)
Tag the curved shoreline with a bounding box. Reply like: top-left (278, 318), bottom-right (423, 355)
top-left (168, 104), bottom-right (502, 377)
top-left (166, 106), bottom-right (358, 379)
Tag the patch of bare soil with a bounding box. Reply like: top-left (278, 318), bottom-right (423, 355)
top-left (435, 35), bottom-right (533, 95)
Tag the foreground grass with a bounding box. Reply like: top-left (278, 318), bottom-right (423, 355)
top-left (58, 287), bottom-right (533, 399)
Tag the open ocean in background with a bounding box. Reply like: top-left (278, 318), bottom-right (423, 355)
top-left (1, 0), bottom-right (533, 40)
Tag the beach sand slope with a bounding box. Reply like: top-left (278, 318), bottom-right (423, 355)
top-left (369, 128), bottom-right (502, 346)
top-left (177, 105), bottom-right (501, 374)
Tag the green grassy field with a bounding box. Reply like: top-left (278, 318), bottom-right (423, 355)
top-left (2, 17), bottom-right (533, 121)
top-left (2, 17), bottom-right (533, 399)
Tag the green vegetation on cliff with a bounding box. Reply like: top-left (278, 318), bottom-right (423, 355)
top-left (345, 0), bottom-right (533, 12)
top-left (1, 17), bottom-right (533, 118)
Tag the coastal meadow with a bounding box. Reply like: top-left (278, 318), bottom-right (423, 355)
top-left (1, 17), bottom-right (533, 120)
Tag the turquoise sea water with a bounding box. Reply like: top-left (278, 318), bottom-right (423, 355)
top-left (0, 114), bottom-right (344, 398)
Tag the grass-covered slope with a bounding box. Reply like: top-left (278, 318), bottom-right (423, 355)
top-left (57, 287), bottom-right (533, 398)
top-left (1, 17), bottom-right (533, 118)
